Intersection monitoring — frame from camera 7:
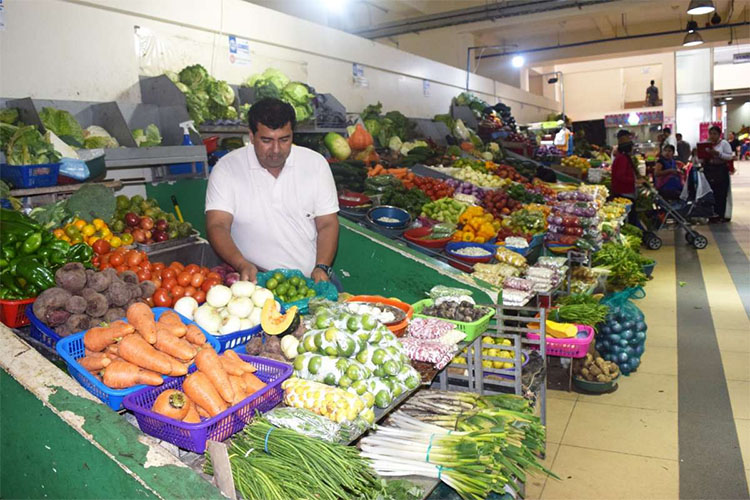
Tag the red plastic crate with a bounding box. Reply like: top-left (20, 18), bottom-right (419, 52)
top-left (0, 297), bottom-right (36, 328)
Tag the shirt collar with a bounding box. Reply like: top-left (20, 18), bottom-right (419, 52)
top-left (246, 144), bottom-right (296, 171)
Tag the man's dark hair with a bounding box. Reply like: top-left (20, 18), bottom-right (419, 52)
top-left (248, 98), bottom-right (296, 134)
top-left (676, 133), bottom-right (682, 140)
top-left (709, 125), bottom-right (722, 134)
top-left (650, 80), bottom-right (655, 85)
top-left (663, 127), bottom-right (671, 135)
top-left (617, 129), bottom-right (632, 139)
top-left (663, 144), bottom-right (675, 153)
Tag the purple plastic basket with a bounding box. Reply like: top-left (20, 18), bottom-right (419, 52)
top-left (123, 355), bottom-right (292, 453)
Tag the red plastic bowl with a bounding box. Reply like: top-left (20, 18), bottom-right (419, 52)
top-left (404, 227), bottom-right (454, 249)
top-left (338, 191), bottom-right (372, 208)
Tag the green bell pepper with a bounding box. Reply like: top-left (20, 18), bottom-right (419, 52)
top-left (68, 243), bottom-right (93, 264)
top-left (46, 240), bottom-right (70, 254)
top-left (20, 232), bottom-right (43, 255)
top-left (15, 256), bottom-right (55, 290)
top-left (1, 222), bottom-right (37, 242)
top-left (49, 250), bottom-right (68, 266)
top-left (1, 272), bottom-right (25, 296)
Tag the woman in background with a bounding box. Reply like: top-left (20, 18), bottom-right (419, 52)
top-left (704, 126), bottom-right (734, 223)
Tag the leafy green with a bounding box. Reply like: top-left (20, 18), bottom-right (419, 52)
top-left (0, 180), bottom-right (22, 210)
top-left (64, 183), bottom-right (116, 222)
top-left (433, 113), bottom-right (455, 131)
top-left (360, 102), bottom-right (383, 122)
top-left (133, 124), bottom-right (162, 147)
top-left (208, 79), bottom-right (235, 107)
top-left (29, 200), bottom-right (69, 229)
top-left (282, 82), bottom-right (313, 104)
top-left (5, 125), bottom-right (61, 166)
top-left (364, 118), bottom-right (380, 138)
top-left (39, 107), bottom-right (84, 147)
top-left (178, 64), bottom-right (210, 90)
top-left (0, 108), bottom-right (19, 125)
top-left (82, 126), bottom-right (118, 149)
top-left (253, 80), bottom-right (281, 100)
top-left (0, 123), bottom-right (18, 150)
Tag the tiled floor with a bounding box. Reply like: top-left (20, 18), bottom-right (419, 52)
top-left (527, 163), bottom-right (750, 499)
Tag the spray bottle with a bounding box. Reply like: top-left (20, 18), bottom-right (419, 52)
top-left (179, 120), bottom-right (199, 146)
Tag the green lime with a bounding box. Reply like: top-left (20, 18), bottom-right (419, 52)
top-left (273, 272), bottom-right (285, 282)
top-left (306, 289), bottom-right (316, 298)
top-left (289, 276), bottom-right (302, 287)
top-left (323, 373), bottom-right (337, 386)
top-left (361, 314), bottom-right (377, 330)
top-left (266, 278), bottom-right (278, 290)
top-left (338, 375), bottom-right (352, 388)
top-left (276, 283), bottom-right (289, 296)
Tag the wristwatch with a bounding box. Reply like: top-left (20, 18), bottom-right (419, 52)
top-left (314, 264), bottom-right (333, 277)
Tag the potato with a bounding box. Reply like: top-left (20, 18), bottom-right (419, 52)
top-left (581, 367), bottom-right (590, 378)
top-left (590, 365), bottom-right (602, 377)
top-left (596, 374), bottom-right (609, 382)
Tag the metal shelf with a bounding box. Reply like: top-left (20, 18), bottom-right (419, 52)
top-left (102, 146), bottom-right (207, 168)
top-left (9, 180), bottom-right (123, 198)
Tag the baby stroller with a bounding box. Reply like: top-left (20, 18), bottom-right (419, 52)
top-left (636, 172), bottom-right (710, 250)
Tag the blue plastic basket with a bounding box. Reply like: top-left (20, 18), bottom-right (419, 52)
top-left (256, 268), bottom-right (337, 315)
top-left (55, 307), bottom-right (220, 411)
top-left (26, 304), bottom-right (63, 349)
top-left (1, 162), bottom-right (60, 188)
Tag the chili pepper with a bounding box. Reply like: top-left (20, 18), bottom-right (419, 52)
top-left (68, 243), bottom-right (93, 263)
top-left (1, 246), bottom-right (16, 262)
top-left (24, 284), bottom-right (40, 297)
top-left (1, 271), bottom-right (25, 296)
top-left (20, 232), bottom-right (43, 255)
top-left (6, 257), bottom-right (21, 276)
top-left (15, 257), bottom-right (55, 290)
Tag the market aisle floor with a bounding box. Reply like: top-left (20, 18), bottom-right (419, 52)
top-left (528, 162), bottom-right (750, 500)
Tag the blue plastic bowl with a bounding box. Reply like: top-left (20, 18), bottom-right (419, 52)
top-left (367, 205), bottom-right (411, 228)
top-left (445, 242), bottom-right (496, 263)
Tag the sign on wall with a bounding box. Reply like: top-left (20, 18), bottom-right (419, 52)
top-left (353, 63), bottom-right (368, 88)
top-left (228, 35), bottom-right (251, 66)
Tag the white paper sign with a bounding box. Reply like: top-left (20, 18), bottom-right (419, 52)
top-left (352, 63), bottom-right (368, 87)
top-left (228, 35), bottom-right (251, 66)
top-left (423, 79), bottom-right (431, 97)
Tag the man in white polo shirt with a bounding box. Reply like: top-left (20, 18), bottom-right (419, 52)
top-left (205, 98), bottom-right (339, 284)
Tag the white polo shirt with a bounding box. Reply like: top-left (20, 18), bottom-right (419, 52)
top-left (205, 144), bottom-right (339, 277)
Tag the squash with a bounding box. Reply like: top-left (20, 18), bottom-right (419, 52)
top-left (545, 320), bottom-right (578, 339)
top-left (348, 123), bottom-right (373, 151)
top-left (260, 299), bottom-right (300, 336)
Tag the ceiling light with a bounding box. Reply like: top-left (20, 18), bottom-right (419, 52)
top-left (547, 77), bottom-right (559, 84)
top-left (627, 112), bottom-right (640, 126)
top-left (687, 0), bottom-right (715, 15)
top-left (725, 97), bottom-right (733, 100)
top-left (711, 12), bottom-right (722, 24)
top-left (511, 55), bottom-right (525, 68)
top-left (323, 0), bottom-right (347, 11)
top-left (686, 20), bottom-right (699, 33)
top-left (683, 31), bottom-right (704, 46)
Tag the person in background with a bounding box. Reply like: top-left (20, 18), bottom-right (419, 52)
top-left (654, 145), bottom-right (683, 200)
top-left (676, 133), bottom-right (691, 164)
top-left (704, 125), bottom-right (734, 223)
top-left (205, 98), bottom-right (341, 284)
top-left (728, 132), bottom-right (741, 156)
top-left (660, 127), bottom-right (676, 154)
top-left (611, 129), bottom-right (643, 226)
top-left (645, 80), bottom-right (659, 106)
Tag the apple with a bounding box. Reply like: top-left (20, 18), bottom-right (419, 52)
top-left (140, 216), bottom-right (154, 230)
top-left (155, 219), bottom-right (168, 231)
top-left (152, 230), bottom-right (169, 242)
top-left (125, 212), bottom-right (140, 228)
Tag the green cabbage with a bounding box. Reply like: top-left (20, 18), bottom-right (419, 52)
top-left (0, 123), bottom-right (18, 149)
top-left (209, 80), bottom-right (235, 107)
top-left (39, 107), bottom-right (84, 147)
top-left (292, 102), bottom-right (313, 122)
top-left (260, 68), bottom-right (290, 90)
top-left (5, 125), bottom-right (61, 166)
top-left (282, 82), bottom-right (313, 105)
top-left (388, 136), bottom-right (402, 153)
top-left (364, 119), bottom-right (380, 138)
top-left (224, 106), bottom-right (238, 120)
top-left (133, 124), bottom-right (162, 147)
top-left (179, 64), bottom-right (210, 90)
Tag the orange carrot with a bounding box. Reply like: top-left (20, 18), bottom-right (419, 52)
top-left (118, 334), bottom-right (173, 375)
top-left (182, 371), bottom-right (227, 417)
top-left (151, 389), bottom-right (190, 420)
top-left (79, 355), bottom-right (111, 371)
top-left (185, 324), bottom-right (206, 346)
top-left (241, 372), bottom-right (267, 394)
top-left (182, 401), bottom-right (201, 423)
top-left (157, 310), bottom-right (187, 337)
top-left (228, 375), bottom-right (248, 405)
top-left (127, 302), bottom-right (157, 344)
top-left (223, 350), bottom-right (257, 373)
top-left (219, 356), bottom-right (244, 376)
top-left (195, 347), bottom-right (234, 403)
top-left (166, 356), bottom-right (188, 377)
top-left (102, 360), bottom-right (163, 388)
top-left (83, 321), bottom-right (134, 352)
top-left (195, 405), bottom-right (210, 419)
top-left (155, 328), bottom-right (197, 362)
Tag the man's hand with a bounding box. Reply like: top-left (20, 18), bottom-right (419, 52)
top-left (311, 267), bottom-right (330, 283)
top-left (238, 261), bottom-right (258, 283)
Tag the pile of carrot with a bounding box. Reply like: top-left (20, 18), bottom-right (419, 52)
top-left (81, 303), bottom-right (209, 388)
top-left (366, 165), bottom-right (417, 188)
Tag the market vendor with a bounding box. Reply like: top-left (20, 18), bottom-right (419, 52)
top-left (610, 129), bottom-right (644, 227)
top-left (205, 98), bottom-right (340, 284)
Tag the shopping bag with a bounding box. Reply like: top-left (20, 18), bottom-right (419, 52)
top-left (595, 287), bottom-right (647, 376)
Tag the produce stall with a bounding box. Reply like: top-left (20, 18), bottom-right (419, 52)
top-left (1, 87), bottom-right (658, 500)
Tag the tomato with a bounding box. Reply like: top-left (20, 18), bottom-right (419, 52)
top-left (161, 268), bottom-right (177, 281)
top-left (171, 285), bottom-right (186, 300)
top-left (201, 277), bottom-right (220, 293)
top-left (185, 264), bottom-right (200, 275)
top-left (137, 269), bottom-right (152, 282)
top-left (183, 286), bottom-right (197, 297)
top-left (190, 273), bottom-right (205, 288)
top-left (177, 271), bottom-right (192, 287)
top-left (153, 288), bottom-right (172, 307)
top-left (206, 272), bottom-right (222, 281)
top-left (92, 238), bottom-right (111, 255)
top-left (169, 261), bottom-right (185, 272)
top-left (151, 262), bottom-right (166, 273)
top-left (115, 265), bottom-right (128, 273)
top-left (126, 251), bottom-right (143, 267)
top-left (151, 277), bottom-right (162, 289)
top-left (162, 277), bottom-right (178, 291)
top-left (100, 263), bottom-right (112, 270)
top-left (193, 290), bottom-right (206, 304)
top-left (200, 266), bottom-right (210, 275)
top-left (109, 253), bottom-right (125, 267)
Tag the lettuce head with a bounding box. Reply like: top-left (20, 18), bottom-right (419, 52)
top-left (261, 68), bottom-right (290, 90)
top-left (133, 124), bottom-right (162, 147)
top-left (39, 107), bottom-right (84, 147)
top-left (282, 82), bottom-right (313, 105)
top-left (209, 80), bottom-right (235, 107)
top-left (179, 64), bottom-right (210, 90)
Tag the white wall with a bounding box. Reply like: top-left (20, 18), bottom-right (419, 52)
top-left (0, 0), bottom-right (559, 121)
top-left (714, 63), bottom-right (750, 91)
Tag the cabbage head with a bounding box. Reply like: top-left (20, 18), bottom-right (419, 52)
top-left (254, 80), bottom-right (281, 100)
top-left (224, 106), bottom-right (238, 120)
top-left (364, 119), bottom-right (380, 139)
top-left (175, 82), bottom-right (190, 93)
top-left (209, 80), bottom-right (235, 107)
top-left (179, 64), bottom-right (210, 90)
top-left (133, 124), bottom-right (162, 147)
top-left (185, 91), bottom-right (209, 124)
top-left (292, 102), bottom-right (313, 122)
top-left (83, 126), bottom-right (118, 149)
top-left (281, 82), bottom-right (313, 105)
top-left (261, 68), bottom-right (290, 90)
top-left (39, 107), bottom-right (84, 147)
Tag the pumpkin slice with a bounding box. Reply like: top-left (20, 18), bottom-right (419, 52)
top-left (261, 299), bottom-right (300, 336)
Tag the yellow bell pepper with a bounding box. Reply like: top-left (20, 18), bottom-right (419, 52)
top-left (462, 232), bottom-right (475, 242)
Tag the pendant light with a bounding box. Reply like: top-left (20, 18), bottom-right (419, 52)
top-left (683, 31), bottom-right (705, 46)
top-left (687, 0), bottom-right (715, 15)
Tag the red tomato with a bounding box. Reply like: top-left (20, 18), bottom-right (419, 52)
top-left (115, 265), bottom-right (128, 273)
top-left (201, 277), bottom-right (221, 293)
top-left (177, 271), bottom-right (192, 287)
top-left (169, 261), bottom-right (185, 272)
top-left (153, 288), bottom-right (172, 307)
top-left (190, 273), bottom-right (205, 288)
top-left (183, 286), bottom-right (197, 297)
top-left (193, 290), bottom-right (206, 304)
top-left (161, 268), bottom-right (176, 281)
top-left (200, 266), bottom-right (210, 275)
top-left (151, 262), bottom-right (166, 273)
top-left (137, 269), bottom-right (152, 282)
top-left (127, 251), bottom-right (143, 267)
top-left (151, 277), bottom-right (162, 289)
top-left (162, 277), bottom-right (178, 291)
top-left (100, 263), bottom-right (112, 270)
top-left (185, 264), bottom-right (200, 275)
top-left (92, 239), bottom-right (111, 256)
top-left (109, 253), bottom-right (125, 267)
top-left (206, 272), bottom-right (222, 281)
top-left (139, 259), bottom-right (151, 270)
top-left (171, 285), bottom-right (186, 300)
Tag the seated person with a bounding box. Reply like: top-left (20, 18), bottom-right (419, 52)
top-left (654, 145), bottom-right (683, 200)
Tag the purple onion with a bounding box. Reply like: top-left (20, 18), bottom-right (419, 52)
top-left (224, 272), bottom-right (240, 286)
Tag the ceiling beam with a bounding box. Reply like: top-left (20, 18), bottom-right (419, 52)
top-left (352, 0), bottom-right (620, 39)
top-left (593, 15), bottom-right (617, 36)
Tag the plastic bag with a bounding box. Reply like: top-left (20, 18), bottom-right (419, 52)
top-left (429, 285), bottom-right (475, 306)
top-left (59, 157), bottom-right (90, 180)
top-left (595, 287), bottom-right (647, 375)
top-left (264, 407), bottom-right (368, 444)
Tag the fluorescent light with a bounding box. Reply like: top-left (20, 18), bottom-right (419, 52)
top-left (683, 31), bottom-right (704, 46)
top-left (323, 0), bottom-right (347, 11)
top-left (511, 55), bottom-right (525, 68)
top-left (725, 97), bottom-right (733, 100)
top-left (627, 112), bottom-right (640, 126)
top-left (687, 0), bottom-right (715, 15)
